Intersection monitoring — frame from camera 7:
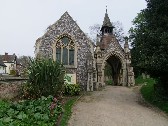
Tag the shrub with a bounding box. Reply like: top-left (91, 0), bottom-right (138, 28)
top-left (24, 58), bottom-right (65, 99)
top-left (10, 70), bottom-right (16, 76)
top-left (64, 84), bottom-right (80, 96)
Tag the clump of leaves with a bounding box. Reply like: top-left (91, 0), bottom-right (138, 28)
top-left (23, 58), bottom-right (65, 99)
top-left (0, 95), bottom-right (63, 126)
top-left (64, 84), bottom-right (80, 96)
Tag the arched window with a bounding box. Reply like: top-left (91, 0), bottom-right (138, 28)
top-left (55, 35), bottom-right (75, 65)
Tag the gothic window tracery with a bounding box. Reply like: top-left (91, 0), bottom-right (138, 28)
top-left (55, 35), bottom-right (75, 65)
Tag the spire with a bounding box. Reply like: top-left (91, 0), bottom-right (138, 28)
top-left (102, 6), bottom-right (112, 27)
top-left (106, 6), bottom-right (107, 13)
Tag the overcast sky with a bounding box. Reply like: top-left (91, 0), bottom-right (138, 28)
top-left (0, 0), bottom-right (146, 57)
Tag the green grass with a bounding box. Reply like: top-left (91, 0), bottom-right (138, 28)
top-left (135, 76), bottom-right (155, 85)
top-left (59, 97), bottom-right (77, 126)
top-left (135, 76), bottom-right (168, 115)
top-left (135, 76), bottom-right (144, 85)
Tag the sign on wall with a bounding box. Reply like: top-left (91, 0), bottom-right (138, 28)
top-left (64, 74), bottom-right (76, 84)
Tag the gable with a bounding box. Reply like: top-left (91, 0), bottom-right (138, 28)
top-left (36, 11), bottom-right (94, 58)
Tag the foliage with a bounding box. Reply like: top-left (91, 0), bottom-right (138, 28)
top-left (0, 95), bottom-right (63, 126)
top-left (141, 79), bottom-right (168, 115)
top-left (10, 70), bottom-right (17, 76)
top-left (60, 97), bottom-right (77, 126)
top-left (129, 0), bottom-right (168, 94)
top-left (64, 84), bottom-right (80, 96)
top-left (135, 76), bottom-right (144, 85)
top-left (105, 80), bottom-right (113, 85)
top-left (104, 63), bottom-right (112, 77)
top-left (0, 100), bottom-right (9, 111)
top-left (18, 55), bottom-right (32, 77)
top-left (24, 58), bottom-right (65, 99)
top-left (135, 76), bottom-right (156, 85)
top-left (135, 75), bottom-right (155, 86)
top-left (18, 55), bottom-right (31, 68)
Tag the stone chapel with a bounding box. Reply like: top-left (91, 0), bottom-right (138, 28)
top-left (35, 10), bottom-right (135, 91)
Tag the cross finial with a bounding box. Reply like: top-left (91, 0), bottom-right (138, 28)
top-left (106, 6), bottom-right (107, 13)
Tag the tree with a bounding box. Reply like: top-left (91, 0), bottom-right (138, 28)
top-left (18, 56), bottom-right (31, 68)
top-left (129, 12), bottom-right (147, 76)
top-left (129, 0), bottom-right (168, 95)
top-left (17, 56), bottom-right (32, 76)
top-left (89, 21), bottom-right (125, 44)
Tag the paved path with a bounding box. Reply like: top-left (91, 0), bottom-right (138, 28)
top-left (68, 86), bottom-right (168, 126)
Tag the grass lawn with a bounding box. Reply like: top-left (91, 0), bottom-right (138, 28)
top-left (136, 76), bottom-right (168, 115)
top-left (59, 97), bottom-right (78, 126)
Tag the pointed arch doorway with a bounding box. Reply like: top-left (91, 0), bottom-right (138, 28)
top-left (103, 54), bottom-right (123, 86)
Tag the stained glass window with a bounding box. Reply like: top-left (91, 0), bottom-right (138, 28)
top-left (69, 49), bottom-right (74, 65)
top-left (56, 47), bottom-right (61, 62)
top-left (63, 47), bottom-right (68, 65)
top-left (56, 35), bottom-right (75, 66)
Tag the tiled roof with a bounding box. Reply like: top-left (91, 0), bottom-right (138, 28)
top-left (0, 53), bottom-right (16, 63)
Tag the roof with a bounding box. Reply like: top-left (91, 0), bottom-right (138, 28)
top-left (102, 9), bottom-right (112, 27)
top-left (0, 60), bottom-right (6, 67)
top-left (0, 53), bottom-right (17, 63)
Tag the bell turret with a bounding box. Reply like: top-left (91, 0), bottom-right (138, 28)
top-left (100, 7), bottom-right (114, 35)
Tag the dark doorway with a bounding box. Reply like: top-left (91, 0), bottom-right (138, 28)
top-left (104, 55), bottom-right (122, 85)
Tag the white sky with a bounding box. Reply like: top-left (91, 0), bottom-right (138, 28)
top-left (0, 0), bottom-right (146, 57)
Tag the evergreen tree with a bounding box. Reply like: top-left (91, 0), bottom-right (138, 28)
top-left (130, 0), bottom-right (168, 95)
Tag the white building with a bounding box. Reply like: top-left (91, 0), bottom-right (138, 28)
top-left (0, 53), bottom-right (17, 74)
top-left (0, 60), bottom-right (6, 74)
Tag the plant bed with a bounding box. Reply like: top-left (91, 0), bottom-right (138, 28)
top-left (0, 96), bottom-right (63, 126)
top-left (0, 94), bottom-right (81, 126)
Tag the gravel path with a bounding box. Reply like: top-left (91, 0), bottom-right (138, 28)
top-left (68, 86), bottom-right (168, 126)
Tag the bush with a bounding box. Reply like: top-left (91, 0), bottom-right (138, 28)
top-left (23, 58), bottom-right (65, 99)
top-left (64, 84), bottom-right (80, 96)
top-left (10, 70), bottom-right (17, 76)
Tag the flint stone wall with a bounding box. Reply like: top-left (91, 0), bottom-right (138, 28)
top-left (35, 12), bottom-right (93, 90)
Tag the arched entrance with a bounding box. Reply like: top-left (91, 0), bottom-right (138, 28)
top-left (105, 55), bottom-right (122, 85)
top-left (101, 53), bottom-right (124, 86)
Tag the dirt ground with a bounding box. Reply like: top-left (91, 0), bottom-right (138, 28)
top-left (68, 86), bottom-right (168, 126)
